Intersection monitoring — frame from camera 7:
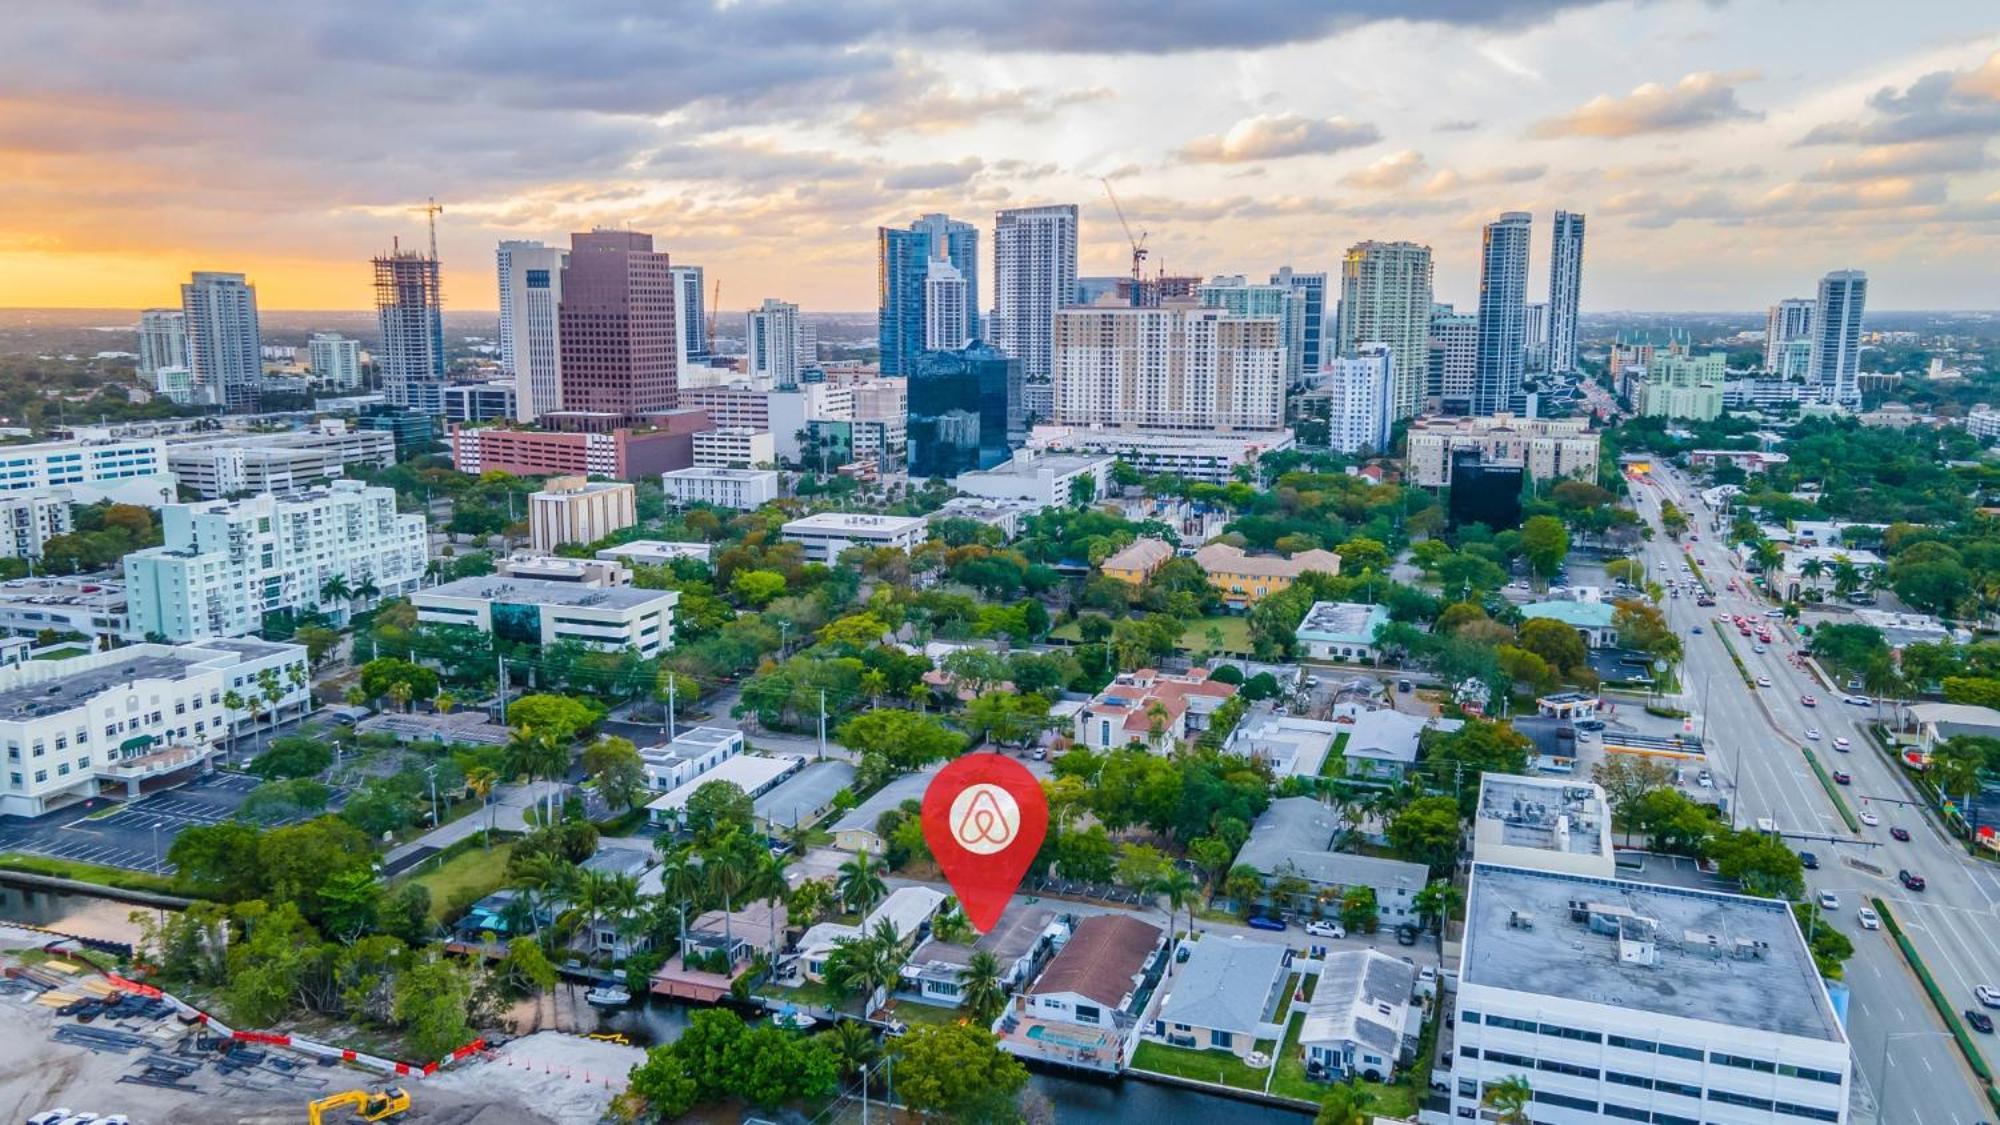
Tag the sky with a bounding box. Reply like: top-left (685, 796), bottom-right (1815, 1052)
top-left (4, 1), bottom-right (2000, 314)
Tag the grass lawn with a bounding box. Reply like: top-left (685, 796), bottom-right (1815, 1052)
top-left (403, 841), bottom-right (515, 924)
top-left (1178, 616), bottom-right (1253, 656)
top-left (883, 999), bottom-right (976, 1030)
top-left (1318, 732), bottom-right (1351, 778)
top-left (1269, 1011), bottom-right (1417, 1114)
top-left (0, 852), bottom-right (180, 896)
top-left (1130, 1040), bottom-right (1274, 1092)
top-left (31, 646), bottom-right (89, 661)
top-left (766, 977), bottom-right (850, 1013)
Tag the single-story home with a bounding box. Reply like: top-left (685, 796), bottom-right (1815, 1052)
top-left (1000, 913), bottom-right (1165, 1072)
top-left (1236, 797), bottom-right (1428, 925)
top-left (1223, 713), bottom-right (1339, 778)
top-left (1333, 705), bottom-right (1462, 783)
top-left (1145, 935), bottom-right (1290, 1058)
top-left (647, 753), bottom-right (804, 826)
top-left (639, 726), bottom-right (745, 792)
top-left (1294, 602), bottom-right (1390, 663)
top-left (797, 886), bottom-right (948, 982)
top-left (1519, 599), bottom-right (1617, 649)
top-left (901, 906), bottom-right (1069, 1007)
top-left (828, 764), bottom-right (941, 853)
top-left (1299, 949), bottom-right (1420, 1083)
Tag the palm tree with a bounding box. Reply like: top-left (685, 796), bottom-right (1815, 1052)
top-left (960, 950), bottom-right (1007, 1025)
top-left (221, 689), bottom-right (246, 759)
top-left (817, 1019), bottom-right (880, 1085)
top-left (1832, 557), bottom-right (1863, 600)
top-left (825, 920), bottom-right (905, 1016)
top-left (1930, 737), bottom-right (1988, 827)
top-left (658, 852), bottom-right (702, 960)
top-left (1159, 868), bottom-right (1201, 971)
top-left (1413, 880), bottom-right (1463, 933)
top-left (703, 841), bottom-right (752, 959)
top-left (1483, 1075), bottom-right (1534, 1125)
top-left (1314, 1085), bottom-right (1377, 1125)
top-left (746, 849), bottom-right (794, 958)
top-left (568, 869), bottom-right (615, 962)
top-left (354, 575), bottom-right (381, 609)
top-left (319, 574), bottom-right (353, 619)
top-left (837, 852), bottom-right (888, 915)
top-left (600, 873), bottom-right (642, 962)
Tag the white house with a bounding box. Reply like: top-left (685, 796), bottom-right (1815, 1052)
top-left (780, 511), bottom-right (928, 562)
top-left (660, 467), bottom-right (780, 511)
top-left (1299, 949), bottom-right (1419, 1083)
top-left (797, 886), bottom-right (948, 982)
top-left (1003, 913), bottom-right (1164, 1072)
top-left (902, 906), bottom-right (1068, 1007)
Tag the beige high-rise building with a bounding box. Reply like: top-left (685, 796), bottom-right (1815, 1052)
top-left (1337, 241), bottom-right (1434, 420)
top-left (1052, 298), bottom-right (1285, 434)
top-left (529, 476), bottom-right (637, 552)
top-left (1405, 415), bottom-right (1600, 487)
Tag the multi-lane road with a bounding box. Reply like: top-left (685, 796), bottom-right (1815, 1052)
top-left (1629, 466), bottom-right (1999, 1124)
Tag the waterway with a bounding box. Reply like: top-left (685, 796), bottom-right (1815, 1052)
top-left (0, 878), bottom-right (1307, 1123)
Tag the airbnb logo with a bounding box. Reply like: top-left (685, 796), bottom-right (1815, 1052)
top-left (948, 783), bottom-right (1019, 855)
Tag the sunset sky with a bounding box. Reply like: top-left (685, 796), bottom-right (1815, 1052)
top-left (4, 1), bottom-right (1998, 313)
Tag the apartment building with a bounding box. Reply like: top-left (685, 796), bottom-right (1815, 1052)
top-left (659, 467), bottom-right (779, 511)
top-left (1405, 414), bottom-right (1601, 487)
top-left (691, 427), bottom-right (776, 469)
top-left (0, 492), bottom-right (74, 561)
top-left (165, 425), bottom-right (397, 499)
top-left (0, 436), bottom-right (176, 508)
top-left (1191, 542), bottom-right (1341, 607)
top-left (413, 576), bottom-right (677, 657)
top-left (1052, 299), bottom-right (1286, 435)
top-left (528, 477), bottom-right (636, 552)
top-left (122, 480), bottom-right (428, 641)
top-left (448, 418), bottom-right (704, 480)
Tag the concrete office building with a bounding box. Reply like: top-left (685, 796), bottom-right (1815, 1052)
top-left (1766, 298), bottom-right (1814, 374)
top-left (1323, 344), bottom-right (1396, 455)
top-left (123, 480), bottom-right (427, 641)
top-left (373, 250), bottom-right (447, 415)
top-left (1473, 212), bottom-right (1532, 416)
top-left (1546, 210), bottom-right (1586, 375)
top-left (1470, 773), bottom-right (1615, 878)
top-left (0, 493), bottom-right (73, 562)
top-left (413, 576), bottom-right (677, 657)
top-left (992, 204), bottom-right (1078, 380)
top-left (136, 309), bottom-right (187, 380)
top-left (0, 577), bottom-right (129, 644)
top-left (528, 477), bottom-right (636, 552)
top-left (1636, 350), bottom-right (1727, 422)
top-left (1337, 241), bottom-right (1434, 419)
top-left (745, 299), bottom-right (805, 388)
top-left (448, 417), bottom-right (703, 480)
top-left (0, 436), bottom-right (175, 508)
top-left (165, 425), bottom-right (397, 499)
top-left (498, 240), bottom-right (568, 421)
top-left (1199, 275), bottom-right (1305, 382)
top-left (1450, 863), bottom-right (1849, 1125)
top-left (1810, 270), bottom-right (1867, 409)
top-left (1026, 424), bottom-right (1294, 485)
top-left (1052, 300), bottom-right (1286, 434)
top-left (952, 449), bottom-right (1111, 508)
top-left (0, 639), bottom-right (310, 818)
top-left (1270, 267), bottom-right (1327, 373)
top-left (691, 427), bottom-right (775, 469)
top-left (1427, 309), bottom-right (1478, 412)
top-left (307, 333), bottom-right (363, 390)
top-left (1406, 414), bottom-right (1600, 487)
top-left (180, 271), bottom-right (263, 412)
top-left (442, 381), bottom-right (517, 424)
top-left (780, 512), bottom-right (927, 562)
top-left (559, 229), bottom-right (677, 419)
top-left (659, 467), bottom-right (779, 511)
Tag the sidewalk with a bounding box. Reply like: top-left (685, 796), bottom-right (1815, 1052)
top-left (382, 782), bottom-right (540, 871)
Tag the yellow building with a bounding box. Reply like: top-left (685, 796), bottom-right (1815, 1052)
top-left (1100, 537), bottom-right (1175, 584)
top-left (1192, 543), bottom-right (1342, 607)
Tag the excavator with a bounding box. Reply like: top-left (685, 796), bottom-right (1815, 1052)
top-left (307, 1087), bottom-right (411, 1123)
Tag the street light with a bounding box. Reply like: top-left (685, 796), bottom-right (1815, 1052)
top-left (151, 820), bottom-right (165, 876)
top-left (1876, 1030), bottom-right (1953, 1124)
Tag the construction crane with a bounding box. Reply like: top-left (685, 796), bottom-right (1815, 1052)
top-left (1099, 178), bottom-right (1148, 286)
top-left (308, 1086), bottom-right (411, 1123)
top-left (409, 197), bottom-right (444, 261)
top-left (706, 277), bottom-right (721, 348)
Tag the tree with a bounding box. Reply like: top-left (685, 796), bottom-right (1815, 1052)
top-left (1315, 1085), bottom-right (1378, 1125)
top-left (393, 953), bottom-right (476, 1061)
top-left (1338, 885), bottom-right (1378, 933)
top-left (1520, 516), bottom-right (1570, 579)
top-left (1413, 880), bottom-right (1462, 933)
top-left (1386, 796), bottom-right (1462, 875)
top-left (837, 709), bottom-right (964, 774)
top-left (1335, 537), bottom-right (1391, 574)
top-left (1052, 825), bottom-right (1117, 884)
top-left (1225, 865), bottom-right (1266, 915)
top-left (582, 737), bottom-right (649, 812)
top-left (1518, 618), bottom-right (1588, 679)
top-left (1592, 756), bottom-right (1676, 842)
top-left (249, 735), bottom-right (333, 780)
top-left (825, 921), bottom-right (905, 1016)
top-left (892, 1022), bottom-right (1030, 1123)
top-left (166, 821), bottom-right (265, 900)
top-left (731, 569), bottom-right (787, 607)
top-left (837, 851), bottom-right (888, 914)
top-left (960, 950), bottom-right (1008, 1025)
top-left (1483, 1075), bottom-right (1534, 1125)
top-left (1419, 719), bottom-right (1531, 814)
top-left (507, 693), bottom-right (604, 743)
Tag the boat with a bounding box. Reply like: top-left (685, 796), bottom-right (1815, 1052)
top-left (584, 983), bottom-right (632, 1007)
top-left (771, 1005), bottom-right (817, 1031)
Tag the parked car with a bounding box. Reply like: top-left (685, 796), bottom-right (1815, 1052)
top-left (1397, 679), bottom-right (1413, 693)
top-left (1900, 870), bottom-right (1927, 892)
top-left (1799, 851), bottom-right (1819, 870)
top-left (1818, 891), bottom-right (1840, 910)
top-left (1305, 920), bottom-right (1345, 939)
top-left (1246, 915), bottom-right (1287, 932)
top-left (26, 1111), bottom-right (73, 1125)
top-left (1976, 984), bottom-right (2000, 1009)
top-left (1968, 1010), bottom-right (1995, 1035)
top-left (1891, 826), bottom-right (1911, 842)
top-left (1695, 770), bottom-right (1715, 788)
top-left (1857, 907), bottom-right (1881, 930)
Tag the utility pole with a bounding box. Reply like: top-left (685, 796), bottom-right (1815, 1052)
top-left (496, 653), bottom-right (508, 720)
top-left (817, 690), bottom-right (826, 761)
top-left (667, 673), bottom-right (678, 742)
top-left (426, 762), bottom-right (440, 829)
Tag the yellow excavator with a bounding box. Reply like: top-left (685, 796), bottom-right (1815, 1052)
top-left (307, 1086), bottom-right (411, 1123)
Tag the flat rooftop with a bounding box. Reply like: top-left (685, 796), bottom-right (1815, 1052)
top-left (1295, 601), bottom-right (1387, 639)
top-left (960, 453), bottom-right (1108, 478)
top-left (783, 511), bottom-right (927, 532)
top-left (1475, 775), bottom-right (1610, 857)
top-left (1463, 863), bottom-right (1843, 1043)
top-left (419, 575), bottom-right (672, 611)
top-left (662, 466), bottom-right (778, 481)
top-left (0, 653), bottom-right (205, 721)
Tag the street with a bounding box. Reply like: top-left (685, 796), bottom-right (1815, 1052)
top-left (1632, 465), bottom-right (1998, 1124)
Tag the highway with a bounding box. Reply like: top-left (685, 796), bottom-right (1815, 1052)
top-left (1629, 465), bottom-right (1999, 1124)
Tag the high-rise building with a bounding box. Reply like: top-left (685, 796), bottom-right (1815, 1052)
top-left (1198, 275), bottom-right (1304, 382)
top-left (1545, 210), bottom-right (1585, 375)
top-left (558, 229), bottom-right (677, 419)
top-left (993, 204), bottom-right (1078, 381)
top-left (499, 242), bottom-right (568, 422)
top-left (1270, 267), bottom-right (1328, 373)
top-left (1473, 212), bottom-right (1532, 416)
top-left (746, 299), bottom-right (805, 388)
top-left (1810, 270), bottom-right (1867, 408)
top-left (373, 250), bottom-right (446, 415)
top-left (669, 264), bottom-right (708, 367)
top-left (878, 226), bottom-right (930, 378)
top-left (180, 271), bottom-right (263, 413)
top-left (1337, 241), bottom-right (1435, 420)
top-left (911, 213), bottom-right (980, 340)
top-left (1052, 300), bottom-right (1285, 434)
top-left (924, 260), bottom-right (972, 352)
top-left (1522, 302), bottom-right (1549, 372)
top-left (1323, 344), bottom-right (1395, 455)
top-left (136, 309), bottom-right (187, 379)
top-left (307, 333), bottom-right (363, 390)
top-left (1765, 297), bottom-right (1814, 373)
top-left (1427, 311), bottom-right (1478, 412)
top-left (879, 214), bottom-right (979, 378)
top-left (908, 343), bottom-right (1021, 479)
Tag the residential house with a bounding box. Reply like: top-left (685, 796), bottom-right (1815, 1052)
top-left (1191, 543), bottom-right (1342, 608)
top-left (1334, 706), bottom-right (1462, 783)
top-left (902, 906), bottom-right (1068, 1007)
top-left (1519, 599), bottom-right (1617, 649)
top-left (828, 764), bottom-right (940, 852)
top-left (1236, 797), bottom-right (1428, 925)
top-left (1073, 668), bottom-right (1236, 752)
top-left (1223, 713), bottom-right (1339, 778)
top-left (638, 726), bottom-right (744, 792)
top-left (1145, 935), bottom-right (1290, 1058)
top-left (796, 886), bottom-right (947, 982)
top-left (652, 902), bottom-right (787, 1004)
top-left (1099, 537), bottom-right (1174, 584)
top-left (1298, 950), bottom-right (1419, 1083)
top-left (1294, 602), bottom-right (1390, 662)
top-left (1000, 913), bottom-right (1165, 1073)
top-left (579, 841), bottom-right (657, 961)
top-left (1901, 702), bottom-right (2000, 767)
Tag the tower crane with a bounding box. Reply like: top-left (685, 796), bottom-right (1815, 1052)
top-left (707, 277), bottom-right (721, 347)
top-left (409, 197), bottom-right (444, 261)
top-left (1099, 178), bottom-right (1148, 287)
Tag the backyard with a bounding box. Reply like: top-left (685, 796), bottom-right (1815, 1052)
top-left (402, 840), bottom-right (515, 924)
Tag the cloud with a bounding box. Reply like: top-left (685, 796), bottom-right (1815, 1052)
top-left (1805, 141), bottom-right (1989, 182)
top-left (1422, 164), bottom-right (1548, 193)
top-left (1800, 50), bottom-right (2000, 145)
top-left (1342, 150), bottom-right (1428, 189)
top-left (1434, 119), bottom-right (1483, 132)
top-left (849, 78), bottom-right (1111, 139)
top-left (1177, 114), bottom-right (1380, 163)
top-left (1532, 72), bottom-right (1762, 139)
top-left (880, 158), bottom-right (985, 191)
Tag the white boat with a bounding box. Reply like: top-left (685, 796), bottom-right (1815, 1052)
top-left (771, 1006), bottom-right (817, 1031)
top-left (584, 984), bottom-right (632, 1007)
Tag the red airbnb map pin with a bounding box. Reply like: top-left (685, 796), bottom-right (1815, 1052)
top-left (921, 753), bottom-right (1049, 933)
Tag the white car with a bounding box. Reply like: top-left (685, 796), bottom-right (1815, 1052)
top-left (1976, 985), bottom-right (2000, 1009)
top-left (1305, 920), bottom-right (1346, 939)
top-left (26, 1111), bottom-right (72, 1125)
top-left (1696, 770), bottom-right (1715, 788)
top-left (1857, 908), bottom-right (1881, 930)
top-left (1860, 810), bottom-right (1881, 827)
top-left (1756, 675), bottom-right (1772, 687)
top-left (1753, 645), bottom-right (1767, 654)
top-left (1818, 891), bottom-right (1840, 910)
top-left (1833, 737), bottom-right (1851, 750)
top-left (1804, 728), bottom-right (1821, 741)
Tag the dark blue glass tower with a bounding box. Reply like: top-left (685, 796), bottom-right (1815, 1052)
top-left (907, 344), bottom-right (1020, 479)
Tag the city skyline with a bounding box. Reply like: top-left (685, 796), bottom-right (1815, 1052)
top-left (3, 4), bottom-right (1999, 313)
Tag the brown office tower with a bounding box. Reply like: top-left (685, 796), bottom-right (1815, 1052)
top-left (558, 229), bottom-right (678, 419)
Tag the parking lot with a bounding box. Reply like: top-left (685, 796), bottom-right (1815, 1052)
top-left (0, 773), bottom-right (297, 876)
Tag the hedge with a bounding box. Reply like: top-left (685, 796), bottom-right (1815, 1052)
top-left (1873, 895), bottom-right (2000, 1111)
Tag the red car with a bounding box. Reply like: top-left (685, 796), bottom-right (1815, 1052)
top-left (1832, 771), bottom-right (1851, 785)
top-left (1801, 695), bottom-right (1818, 707)
top-left (1891, 827), bottom-right (1912, 842)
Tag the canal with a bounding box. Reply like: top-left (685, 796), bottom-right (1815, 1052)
top-left (0, 878), bottom-right (1308, 1123)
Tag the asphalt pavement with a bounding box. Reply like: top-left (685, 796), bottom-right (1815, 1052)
top-left (1634, 465), bottom-right (1997, 1125)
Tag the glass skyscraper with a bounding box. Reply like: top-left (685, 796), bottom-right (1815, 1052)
top-left (907, 343), bottom-right (1020, 479)
top-left (1473, 212), bottom-right (1532, 416)
top-left (879, 214), bottom-right (979, 377)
